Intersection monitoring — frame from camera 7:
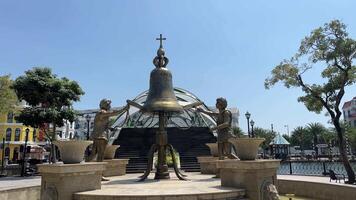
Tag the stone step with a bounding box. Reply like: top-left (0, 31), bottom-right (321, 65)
top-left (74, 173), bottom-right (246, 200)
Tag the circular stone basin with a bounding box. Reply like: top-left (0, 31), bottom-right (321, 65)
top-left (53, 140), bottom-right (93, 164)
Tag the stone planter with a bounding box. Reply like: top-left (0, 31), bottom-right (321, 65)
top-left (228, 138), bottom-right (264, 160)
top-left (103, 159), bottom-right (129, 176)
top-left (197, 156), bottom-right (219, 174)
top-left (206, 143), bottom-right (218, 157)
top-left (53, 140), bottom-right (93, 164)
top-left (104, 145), bottom-right (120, 159)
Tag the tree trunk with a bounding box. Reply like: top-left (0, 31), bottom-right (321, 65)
top-left (334, 120), bottom-right (355, 184)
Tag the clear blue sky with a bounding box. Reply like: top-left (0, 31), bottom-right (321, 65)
top-left (1, 0), bottom-right (355, 134)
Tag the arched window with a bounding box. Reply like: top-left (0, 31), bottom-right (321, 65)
top-left (15, 128), bottom-right (21, 141)
top-left (13, 147), bottom-right (19, 161)
top-left (33, 129), bottom-right (37, 142)
top-left (7, 112), bottom-right (14, 123)
top-left (4, 147), bottom-right (10, 158)
top-left (6, 128), bottom-right (12, 141)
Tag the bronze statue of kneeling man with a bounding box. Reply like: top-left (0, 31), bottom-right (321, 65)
top-left (197, 97), bottom-right (238, 160)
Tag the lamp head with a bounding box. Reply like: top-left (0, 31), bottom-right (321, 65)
top-left (245, 111), bottom-right (251, 119)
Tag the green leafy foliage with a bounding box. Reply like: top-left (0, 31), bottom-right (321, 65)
top-left (232, 126), bottom-right (245, 137)
top-left (264, 19), bottom-right (356, 183)
top-left (253, 127), bottom-right (275, 149)
top-left (0, 75), bottom-right (18, 114)
top-left (265, 20), bottom-right (355, 115)
top-left (13, 67), bottom-right (84, 140)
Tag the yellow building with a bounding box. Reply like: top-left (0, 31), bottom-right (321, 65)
top-left (0, 111), bottom-right (37, 163)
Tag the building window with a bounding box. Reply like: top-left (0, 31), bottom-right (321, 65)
top-left (58, 131), bottom-right (63, 138)
top-left (7, 112), bottom-right (14, 123)
top-left (6, 128), bottom-right (12, 141)
top-left (13, 147), bottom-right (19, 161)
top-left (354, 120), bottom-right (356, 127)
top-left (33, 129), bottom-right (37, 142)
top-left (14, 128), bottom-right (21, 141)
top-left (4, 147), bottom-right (10, 158)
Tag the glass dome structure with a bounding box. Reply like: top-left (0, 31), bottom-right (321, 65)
top-left (112, 87), bottom-right (216, 130)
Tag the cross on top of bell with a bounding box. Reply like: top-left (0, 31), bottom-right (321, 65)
top-left (156, 34), bottom-right (166, 48)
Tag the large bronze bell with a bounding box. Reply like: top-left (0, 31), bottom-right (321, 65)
top-left (143, 41), bottom-right (183, 113)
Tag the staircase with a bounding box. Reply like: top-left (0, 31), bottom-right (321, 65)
top-left (116, 147), bottom-right (148, 173)
top-left (180, 145), bottom-right (211, 172)
top-left (114, 127), bottom-right (216, 173)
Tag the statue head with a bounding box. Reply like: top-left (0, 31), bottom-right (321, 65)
top-left (216, 97), bottom-right (227, 110)
top-left (99, 99), bottom-right (112, 110)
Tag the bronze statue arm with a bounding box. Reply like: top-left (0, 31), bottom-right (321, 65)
top-left (182, 102), bottom-right (203, 109)
top-left (196, 107), bottom-right (219, 117)
top-left (211, 122), bottom-right (230, 131)
top-left (101, 105), bottom-right (129, 118)
top-left (127, 100), bottom-right (144, 110)
top-left (211, 111), bottom-right (231, 131)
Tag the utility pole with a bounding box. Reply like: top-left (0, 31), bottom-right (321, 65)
top-left (21, 128), bottom-right (30, 177)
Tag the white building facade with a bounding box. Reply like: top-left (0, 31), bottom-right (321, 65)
top-left (343, 97), bottom-right (356, 128)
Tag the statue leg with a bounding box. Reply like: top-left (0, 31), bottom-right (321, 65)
top-left (138, 144), bottom-right (158, 181)
top-left (218, 142), bottom-right (224, 160)
top-left (225, 142), bottom-right (238, 159)
top-left (86, 140), bottom-right (97, 162)
top-left (96, 138), bottom-right (108, 162)
top-left (167, 144), bottom-right (187, 180)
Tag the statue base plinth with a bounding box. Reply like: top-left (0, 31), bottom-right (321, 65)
top-left (103, 159), bottom-right (129, 177)
top-left (216, 159), bottom-right (280, 200)
top-left (37, 162), bottom-right (106, 200)
top-left (197, 156), bottom-right (219, 174)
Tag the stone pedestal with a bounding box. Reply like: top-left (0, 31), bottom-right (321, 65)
top-left (103, 159), bottom-right (129, 177)
top-left (37, 162), bottom-right (106, 200)
top-left (197, 156), bottom-right (219, 174)
top-left (217, 159), bottom-right (280, 200)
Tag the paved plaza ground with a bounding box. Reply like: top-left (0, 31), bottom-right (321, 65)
top-left (1, 173), bottom-right (355, 192)
top-left (0, 175), bottom-right (41, 191)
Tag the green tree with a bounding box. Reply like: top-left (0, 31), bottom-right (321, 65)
top-left (319, 127), bottom-right (336, 146)
top-left (13, 67), bottom-right (84, 162)
top-left (290, 126), bottom-right (312, 151)
top-left (307, 122), bottom-right (327, 156)
top-left (344, 122), bottom-right (356, 155)
top-left (253, 127), bottom-right (275, 149)
top-left (232, 126), bottom-right (245, 138)
top-left (0, 75), bottom-right (18, 114)
top-left (265, 20), bottom-right (356, 183)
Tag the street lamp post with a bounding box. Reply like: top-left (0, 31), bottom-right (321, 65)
top-left (85, 115), bottom-right (91, 140)
top-left (284, 125), bottom-right (289, 137)
top-left (1, 138), bottom-right (5, 174)
top-left (85, 115), bottom-right (91, 158)
top-left (245, 111), bottom-right (251, 138)
top-left (250, 120), bottom-right (255, 138)
top-left (21, 128), bottom-right (29, 177)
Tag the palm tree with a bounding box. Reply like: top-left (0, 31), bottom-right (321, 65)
top-left (291, 126), bottom-right (309, 155)
top-left (307, 123), bottom-right (326, 157)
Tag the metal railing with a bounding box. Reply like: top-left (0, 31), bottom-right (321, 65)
top-left (278, 161), bottom-right (356, 176)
